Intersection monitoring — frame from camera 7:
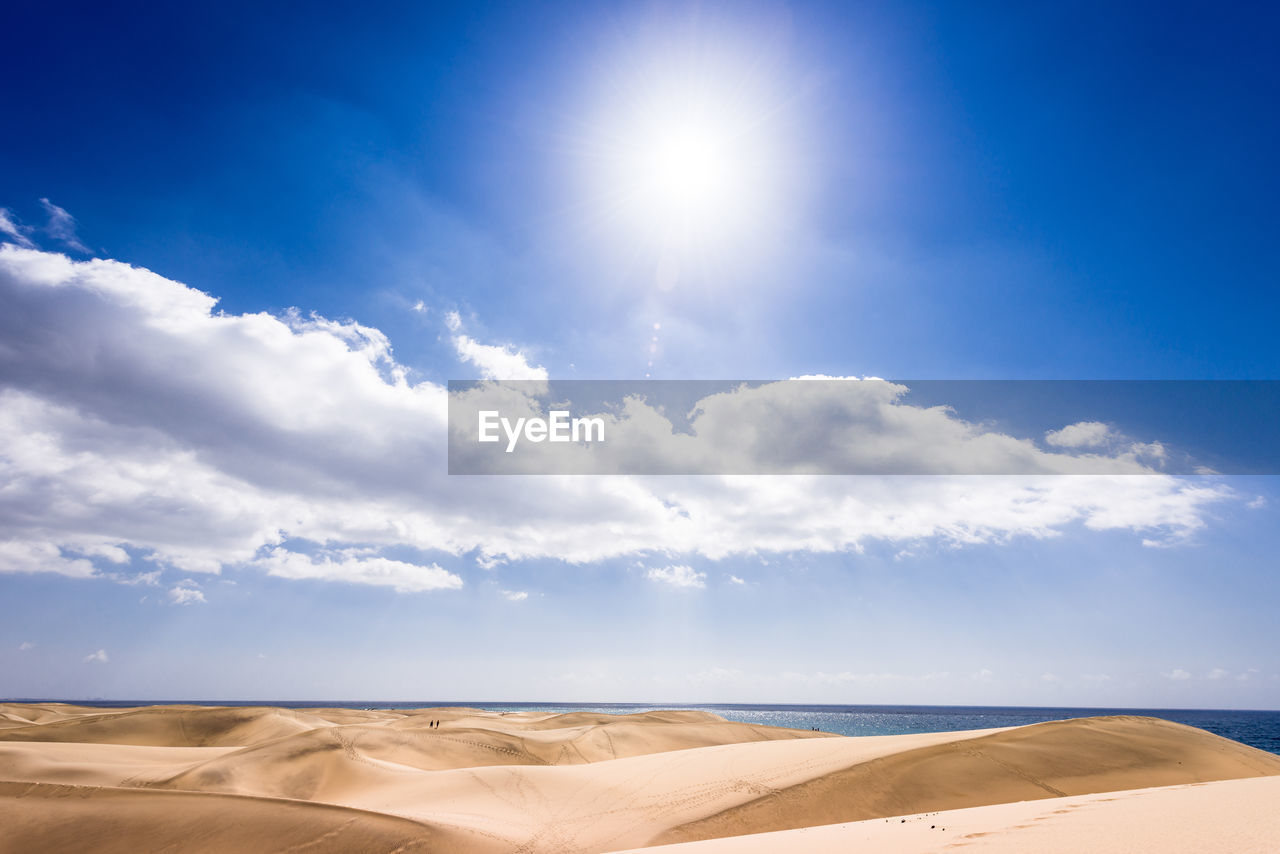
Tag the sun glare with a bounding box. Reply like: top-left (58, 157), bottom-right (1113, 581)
top-left (578, 68), bottom-right (793, 256)
top-left (567, 16), bottom-right (802, 276)
top-left (637, 119), bottom-right (736, 223)
top-left (601, 94), bottom-right (775, 253)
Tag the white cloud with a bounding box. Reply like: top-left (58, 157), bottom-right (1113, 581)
top-left (1041, 672), bottom-right (1060, 683)
top-left (501, 589), bottom-right (529, 601)
top-left (1165, 668), bottom-right (1192, 681)
top-left (451, 380), bottom-right (1181, 476)
top-left (0, 208), bottom-right (35, 248)
top-left (444, 310), bottom-right (545, 380)
top-left (39, 199), bottom-right (90, 254)
top-left (1045, 421), bottom-right (1113, 448)
top-left (646, 564), bottom-right (706, 589)
top-left (728, 574), bottom-right (745, 585)
top-left (451, 334), bottom-right (547, 381)
top-left (84, 649), bottom-right (108, 663)
top-left (1207, 668), bottom-right (1230, 680)
top-left (0, 541), bottom-right (96, 578)
top-left (168, 583), bottom-right (207, 605)
top-left (0, 247), bottom-right (1239, 592)
top-left (256, 548), bottom-right (462, 594)
top-left (19, 641), bottom-right (35, 651)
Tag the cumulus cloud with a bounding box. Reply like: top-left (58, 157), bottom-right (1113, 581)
top-left (1165, 668), bottom-right (1192, 680)
top-left (646, 564), bottom-right (706, 589)
top-left (38, 199), bottom-right (90, 253)
top-left (501, 589), bottom-right (529, 601)
top-left (84, 649), bottom-right (109, 663)
top-left (728, 574), bottom-right (745, 585)
top-left (168, 582), bottom-right (207, 605)
top-left (449, 380), bottom-right (1184, 476)
top-left (1045, 421), bottom-right (1113, 448)
top-left (257, 548), bottom-right (462, 594)
top-left (0, 247), bottom-right (1238, 592)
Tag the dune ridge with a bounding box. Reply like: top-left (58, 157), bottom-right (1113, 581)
top-left (0, 703), bottom-right (1277, 853)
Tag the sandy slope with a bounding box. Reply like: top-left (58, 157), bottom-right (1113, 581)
top-left (608, 775), bottom-right (1280, 854)
top-left (647, 714), bottom-right (1280, 846)
top-left (0, 780), bottom-right (458, 854)
top-left (0, 704), bottom-right (1277, 853)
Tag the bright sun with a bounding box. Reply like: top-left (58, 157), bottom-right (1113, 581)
top-left (572, 25), bottom-right (797, 264)
top-left (637, 120), bottom-right (735, 223)
top-left (606, 100), bottom-right (769, 251)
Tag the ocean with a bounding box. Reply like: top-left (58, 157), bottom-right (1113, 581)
top-left (43, 701), bottom-right (1280, 756)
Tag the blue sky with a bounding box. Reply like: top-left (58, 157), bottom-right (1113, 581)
top-left (0, 1), bottom-right (1277, 706)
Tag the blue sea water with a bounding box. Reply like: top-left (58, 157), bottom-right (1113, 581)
top-left (456, 703), bottom-right (1280, 756)
top-left (39, 700), bottom-right (1280, 756)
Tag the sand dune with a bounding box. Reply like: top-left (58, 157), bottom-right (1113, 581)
top-left (648, 714), bottom-right (1280, 846)
top-left (0, 704), bottom-right (334, 746)
top-left (0, 704), bottom-right (1277, 853)
top-left (610, 775), bottom-right (1280, 854)
top-left (0, 780), bottom-right (456, 854)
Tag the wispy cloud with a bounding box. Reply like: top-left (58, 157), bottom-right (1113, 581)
top-left (501, 589), bottom-right (529, 601)
top-left (39, 198), bottom-right (90, 253)
top-left (84, 648), bottom-right (109, 663)
top-left (0, 208), bottom-right (35, 248)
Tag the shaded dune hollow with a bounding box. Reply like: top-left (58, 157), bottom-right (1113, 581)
top-left (0, 704), bottom-right (1277, 854)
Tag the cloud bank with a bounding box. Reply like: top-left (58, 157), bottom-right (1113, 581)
top-left (0, 246), bottom-right (1233, 591)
